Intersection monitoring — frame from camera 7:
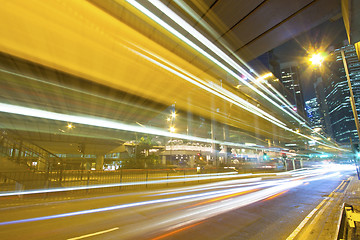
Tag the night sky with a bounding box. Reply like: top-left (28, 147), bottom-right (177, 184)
top-left (272, 18), bottom-right (347, 101)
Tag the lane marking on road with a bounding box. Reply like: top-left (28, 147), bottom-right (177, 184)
top-left (286, 178), bottom-right (348, 240)
top-left (67, 227), bottom-right (119, 240)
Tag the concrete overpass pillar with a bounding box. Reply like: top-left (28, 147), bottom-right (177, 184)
top-left (37, 157), bottom-right (46, 171)
top-left (96, 155), bottom-right (104, 170)
top-left (292, 159), bottom-right (296, 170)
top-left (189, 155), bottom-right (195, 168)
top-left (223, 124), bottom-right (229, 165)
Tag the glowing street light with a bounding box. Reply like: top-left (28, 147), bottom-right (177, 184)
top-left (67, 123), bottom-right (74, 129)
top-left (171, 111), bottom-right (176, 119)
top-left (309, 53), bottom-right (325, 66)
top-left (169, 126), bottom-right (175, 133)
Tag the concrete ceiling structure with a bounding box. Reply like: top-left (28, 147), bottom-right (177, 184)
top-left (0, 0), bottom-right (349, 156)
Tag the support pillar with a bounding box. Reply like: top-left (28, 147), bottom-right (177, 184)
top-left (223, 125), bottom-right (229, 165)
top-left (292, 159), bottom-right (296, 170)
top-left (37, 157), bottom-right (46, 171)
top-left (96, 155), bottom-right (104, 170)
top-left (189, 155), bottom-right (195, 168)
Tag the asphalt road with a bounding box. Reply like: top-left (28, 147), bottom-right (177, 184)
top-left (0, 166), bottom-right (355, 240)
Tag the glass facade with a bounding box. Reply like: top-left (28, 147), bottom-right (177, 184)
top-left (280, 63), bottom-right (307, 119)
top-left (305, 97), bottom-right (322, 129)
top-left (325, 44), bottom-right (360, 143)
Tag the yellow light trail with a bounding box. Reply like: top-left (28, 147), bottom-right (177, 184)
top-left (131, 0), bottom-right (313, 126)
top-left (124, 0), bottom-right (344, 150)
top-left (151, 221), bottom-right (204, 240)
top-left (263, 190), bottom-right (289, 201)
top-left (187, 189), bottom-right (259, 208)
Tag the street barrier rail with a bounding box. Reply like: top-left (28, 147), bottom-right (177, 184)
top-left (337, 203), bottom-right (360, 240)
top-left (0, 168), bottom-right (239, 197)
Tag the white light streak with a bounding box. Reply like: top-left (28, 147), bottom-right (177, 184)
top-left (133, 0), bottom-right (312, 127)
top-left (124, 1), bottom-right (345, 151)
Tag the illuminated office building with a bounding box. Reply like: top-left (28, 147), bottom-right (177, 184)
top-left (280, 62), bottom-right (307, 119)
top-left (305, 97), bottom-right (322, 129)
top-left (324, 43), bottom-right (360, 143)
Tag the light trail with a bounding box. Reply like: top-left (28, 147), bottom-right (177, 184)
top-left (151, 221), bottom-right (204, 240)
top-left (127, 0), bottom-right (311, 128)
top-left (0, 183), bottom-right (281, 226)
top-left (150, 178), bottom-right (263, 196)
top-left (126, 0), bottom-right (298, 122)
top-left (127, 45), bottom-right (287, 127)
top-left (124, 0), bottom-right (348, 151)
top-left (126, 42), bottom-right (344, 151)
top-left (188, 189), bottom-right (259, 208)
top-left (0, 102), bottom-right (261, 151)
top-left (263, 190), bottom-right (289, 201)
top-left (3, 102), bottom-right (338, 159)
top-left (172, 1), bottom-right (303, 124)
top-left (0, 68), bottom-right (164, 116)
top-left (0, 168), bottom-right (341, 230)
top-left (0, 170), bottom-right (240, 197)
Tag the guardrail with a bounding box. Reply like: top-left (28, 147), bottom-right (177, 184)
top-left (337, 203), bottom-right (360, 240)
top-left (0, 168), bottom-right (239, 197)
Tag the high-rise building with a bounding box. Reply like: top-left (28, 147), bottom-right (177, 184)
top-left (305, 97), bottom-right (322, 129)
top-left (314, 77), bottom-right (333, 138)
top-left (280, 62), bottom-right (307, 119)
top-left (324, 42), bottom-right (360, 143)
top-left (249, 53), bottom-right (307, 121)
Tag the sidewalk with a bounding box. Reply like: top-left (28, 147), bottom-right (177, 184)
top-left (292, 175), bottom-right (360, 240)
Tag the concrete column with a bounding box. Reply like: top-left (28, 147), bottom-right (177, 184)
top-left (96, 155), bottom-right (104, 170)
top-left (189, 155), bottom-right (195, 168)
top-left (37, 158), bottom-right (46, 171)
top-left (292, 159), bottom-right (296, 170)
top-left (17, 141), bottom-right (23, 164)
top-left (84, 161), bottom-right (91, 170)
top-left (211, 119), bottom-right (215, 158)
top-left (187, 110), bottom-right (193, 136)
top-left (223, 125), bottom-right (229, 165)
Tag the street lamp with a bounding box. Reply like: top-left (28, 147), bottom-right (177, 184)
top-left (309, 53), bottom-right (325, 66)
top-left (309, 50), bottom-right (360, 143)
top-left (169, 126), bottom-right (176, 133)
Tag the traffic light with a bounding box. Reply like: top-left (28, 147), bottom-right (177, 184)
top-left (263, 153), bottom-right (268, 161)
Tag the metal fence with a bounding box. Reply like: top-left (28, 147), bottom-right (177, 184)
top-left (0, 168), bottom-right (238, 197)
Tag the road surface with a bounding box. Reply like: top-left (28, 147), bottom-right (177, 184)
top-left (0, 166), bottom-right (354, 240)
